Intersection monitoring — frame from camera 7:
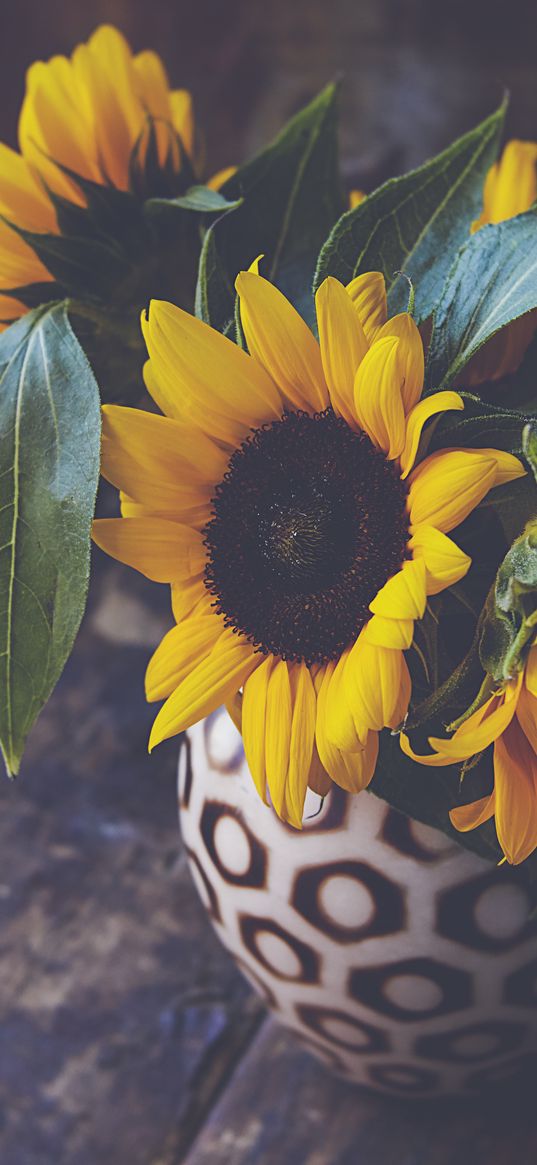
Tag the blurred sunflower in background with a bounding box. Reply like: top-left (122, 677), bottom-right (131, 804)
top-left (0, 24), bottom-right (235, 402)
top-left (92, 267), bottom-right (523, 827)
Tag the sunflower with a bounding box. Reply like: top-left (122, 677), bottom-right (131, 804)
top-left (401, 643), bottom-right (537, 865)
top-left (92, 268), bottom-right (524, 827)
top-left (0, 24), bottom-right (229, 329)
top-left (464, 139), bottom-right (537, 386)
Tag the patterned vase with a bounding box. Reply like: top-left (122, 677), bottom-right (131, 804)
top-left (179, 707), bottom-right (537, 1098)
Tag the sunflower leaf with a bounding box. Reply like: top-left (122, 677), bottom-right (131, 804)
top-left (196, 83), bottom-right (345, 335)
top-left (0, 303), bottom-right (100, 777)
top-left (145, 185), bottom-right (242, 215)
top-left (426, 210), bottom-right (537, 388)
top-left (314, 102), bottom-right (505, 322)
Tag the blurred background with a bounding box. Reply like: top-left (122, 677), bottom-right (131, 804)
top-left (1, 2), bottom-right (537, 1164)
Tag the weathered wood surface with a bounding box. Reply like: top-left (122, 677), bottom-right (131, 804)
top-left (1, 2), bottom-right (537, 1162)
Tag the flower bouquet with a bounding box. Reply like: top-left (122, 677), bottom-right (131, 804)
top-left (1, 25), bottom-right (537, 1096)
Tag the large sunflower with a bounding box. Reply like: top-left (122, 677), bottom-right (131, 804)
top-left (93, 268), bottom-right (523, 827)
top-left (401, 642), bottom-right (537, 865)
top-left (0, 24), bottom-right (228, 329)
top-left (465, 139), bottom-right (537, 386)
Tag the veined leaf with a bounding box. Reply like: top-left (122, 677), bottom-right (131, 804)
top-left (426, 210), bottom-right (537, 388)
top-left (196, 83), bottom-right (345, 334)
top-left (0, 303), bottom-right (101, 776)
top-left (314, 103), bottom-right (505, 322)
top-left (145, 185), bottom-right (241, 215)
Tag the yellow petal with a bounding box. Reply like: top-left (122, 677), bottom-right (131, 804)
top-left (315, 663), bottom-right (376, 792)
top-left (286, 665), bottom-right (317, 828)
top-left (370, 557), bottom-right (427, 620)
top-left (408, 450), bottom-right (497, 533)
top-left (409, 525), bottom-right (471, 596)
top-left (513, 687), bottom-right (537, 755)
top-left (307, 747), bottom-right (332, 797)
top-left (374, 313), bottom-right (424, 413)
top-left (242, 654), bottom-right (275, 804)
top-left (149, 630), bottom-right (257, 748)
top-left (101, 405), bottom-right (226, 514)
top-left (345, 272), bottom-right (387, 342)
top-left (361, 613), bottom-right (415, 649)
top-left (315, 276), bottom-right (368, 425)
top-left (345, 635), bottom-right (408, 731)
top-left (142, 299), bottom-right (282, 445)
top-left (236, 270), bottom-right (328, 412)
top-left (494, 719), bottom-right (537, 864)
top-left (322, 649), bottom-right (367, 751)
top-left (525, 645), bottom-right (537, 698)
top-left (264, 659), bottom-right (293, 819)
top-left (400, 733), bottom-right (456, 767)
top-left (450, 792), bottom-right (496, 832)
top-left (399, 391), bottom-right (464, 478)
top-left (145, 611), bottom-right (223, 701)
top-left (349, 190), bottom-right (366, 209)
top-left (429, 677), bottom-right (521, 759)
top-left (92, 517), bottom-right (205, 583)
top-left (170, 89), bottom-right (195, 156)
top-left (353, 335), bottom-right (406, 458)
top-left (207, 165), bottom-right (237, 191)
top-left (171, 578), bottom-right (209, 623)
top-left (475, 140), bottom-right (537, 229)
top-left (0, 142), bottom-right (56, 231)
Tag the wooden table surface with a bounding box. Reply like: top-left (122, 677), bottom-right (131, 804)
top-left (1, 3), bottom-right (537, 1162)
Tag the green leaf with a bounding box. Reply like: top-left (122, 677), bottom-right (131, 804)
top-left (314, 103), bottom-right (505, 321)
top-left (426, 210), bottom-right (537, 388)
top-left (145, 185), bottom-right (241, 215)
top-left (523, 421), bottom-right (537, 483)
top-left (196, 83), bottom-right (345, 334)
top-left (370, 730), bottom-right (501, 865)
top-left (0, 303), bottom-right (101, 776)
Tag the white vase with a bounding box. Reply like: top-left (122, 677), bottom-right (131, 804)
top-left (179, 707), bottom-right (537, 1098)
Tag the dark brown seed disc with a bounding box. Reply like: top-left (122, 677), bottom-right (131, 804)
top-left (203, 409), bottom-right (410, 665)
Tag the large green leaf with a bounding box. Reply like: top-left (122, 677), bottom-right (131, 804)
top-left (426, 210), bottom-right (537, 388)
top-left (196, 84), bottom-right (345, 334)
top-left (314, 104), bottom-right (504, 322)
top-left (0, 303), bottom-right (101, 776)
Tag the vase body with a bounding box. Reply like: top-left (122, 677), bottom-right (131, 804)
top-left (179, 708), bottom-right (537, 1098)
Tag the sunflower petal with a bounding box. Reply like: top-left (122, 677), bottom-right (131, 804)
top-left (236, 270), bottom-right (328, 412)
top-left (345, 272), bottom-right (387, 342)
top-left (450, 792), bottom-right (496, 832)
top-left (286, 665), bottom-right (317, 827)
top-left (242, 655), bottom-right (275, 804)
top-left (409, 524), bottom-right (471, 596)
top-left (374, 313), bottom-right (424, 413)
top-left (149, 631), bottom-right (257, 748)
top-left (494, 719), bottom-right (537, 864)
top-left (315, 276), bottom-right (368, 425)
top-left (370, 557), bottom-right (427, 620)
top-left (408, 450), bottom-right (497, 533)
top-left (92, 517), bottom-right (205, 583)
top-left (354, 335), bottom-right (406, 458)
top-left (361, 614), bottom-right (415, 649)
top-left (145, 611), bottom-right (223, 701)
top-left (101, 405), bottom-right (225, 513)
top-left (142, 299), bottom-right (282, 444)
top-left (264, 659), bottom-right (293, 819)
top-left (346, 636), bottom-right (408, 731)
top-left (400, 391), bottom-right (464, 478)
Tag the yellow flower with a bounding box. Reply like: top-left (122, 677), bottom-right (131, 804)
top-left (0, 25), bottom-right (201, 328)
top-left (401, 644), bottom-right (537, 865)
top-left (465, 140), bottom-right (537, 386)
top-left (92, 268), bottom-right (524, 827)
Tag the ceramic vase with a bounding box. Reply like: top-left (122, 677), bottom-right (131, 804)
top-left (179, 707), bottom-right (537, 1097)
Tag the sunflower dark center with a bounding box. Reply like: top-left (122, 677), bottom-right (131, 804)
top-left (203, 409), bottom-right (410, 665)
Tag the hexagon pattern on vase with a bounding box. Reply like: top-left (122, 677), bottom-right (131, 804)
top-left (179, 708), bottom-right (537, 1097)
